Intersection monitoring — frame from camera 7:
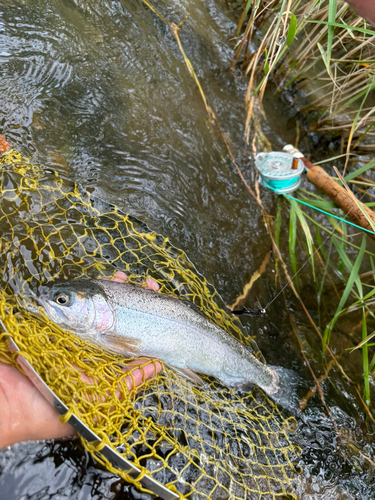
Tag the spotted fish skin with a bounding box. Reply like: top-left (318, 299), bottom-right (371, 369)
top-left (38, 278), bottom-right (279, 394)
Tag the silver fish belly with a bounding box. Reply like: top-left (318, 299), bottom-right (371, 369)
top-left (39, 278), bottom-right (279, 394)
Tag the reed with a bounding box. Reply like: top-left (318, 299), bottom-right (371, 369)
top-left (235, 0), bottom-right (375, 158)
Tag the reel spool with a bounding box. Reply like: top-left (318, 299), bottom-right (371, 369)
top-left (254, 152), bottom-right (305, 194)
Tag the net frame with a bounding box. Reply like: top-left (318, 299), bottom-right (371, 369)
top-left (0, 150), bottom-right (301, 499)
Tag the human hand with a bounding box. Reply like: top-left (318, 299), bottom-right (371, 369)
top-left (0, 359), bottom-right (162, 448)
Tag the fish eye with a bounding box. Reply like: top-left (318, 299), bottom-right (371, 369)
top-left (54, 292), bottom-right (70, 306)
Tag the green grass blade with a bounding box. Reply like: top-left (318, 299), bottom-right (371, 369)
top-left (302, 211), bottom-right (375, 258)
top-left (298, 189), bottom-right (333, 200)
top-left (345, 74), bottom-right (375, 157)
top-left (264, 48), bottom-right (270, 76)
top-left (299, 198), bottom-right (337, 210)
top-left (353, 121), bottom-right (375, 150)
top-left (289, 200), bottom-right (299, 292)
top-left (317, 236), bottom-right (333, 327)
top-left (307, 20), bottom-right (375, 37)
top-left (289, 198), bottom-right (315, 280)
top-left (315, 154), bottom-right (355, 165)
top-left (274, 196), bottom-right (282, 279)
top-left (326, 0), bottom-right (337, 71)
top-left (286, 13), bottom-right (297, 46)
top-left (332, 81), bottom-right (375, 116)
top-left (236, 0), bottom-right (253, 36)
top-left (315, 225), bottom-right (329, 261)
top-left (332, 237), bottom-right (361, 285)
top-left (349, 330), bottom-right (375, 351)
top-left (344, 287), bottom-right (375, 311)
top-left (323, 234), bottom-right (366, 351)
top-left (317, 42), bottom-right (329, 71)
top-left (362, 308), bottom-right (370, 406)
top-left (344, 159), bottom-right (375, 182)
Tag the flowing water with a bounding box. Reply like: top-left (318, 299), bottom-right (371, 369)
top-left (0, 0), bottom-right (375, 498)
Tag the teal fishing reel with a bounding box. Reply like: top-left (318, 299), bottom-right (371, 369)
top-left (254, 149), bottom-right (305, 194)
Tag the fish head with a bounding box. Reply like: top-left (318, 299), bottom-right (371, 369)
top-left (38, 279), bottom-right (114, 335)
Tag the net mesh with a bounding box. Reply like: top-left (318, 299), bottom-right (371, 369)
top-left (0, 150), bottom-right (301, 499)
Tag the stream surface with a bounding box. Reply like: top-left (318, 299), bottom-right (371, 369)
top-left (0, 0), bottom-right (375, 499)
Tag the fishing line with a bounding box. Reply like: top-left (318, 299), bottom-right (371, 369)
top-left (283, 193), bottom-right (375, 237)
top-left (231, 207), bottom-right (343, 317)
top-left (264, 229), bottom-right (333, 310)
top-left (263, 187), bottom-right (372, 312)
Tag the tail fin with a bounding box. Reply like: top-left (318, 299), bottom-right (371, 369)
top-left (235, 363), bottom-right (280, 395)
top-left (268, 366), bottom-right (302, 414)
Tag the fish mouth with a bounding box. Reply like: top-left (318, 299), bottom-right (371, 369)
top-left (36, 285), bottom-right (52, 308)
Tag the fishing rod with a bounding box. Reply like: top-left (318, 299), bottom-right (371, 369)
top-left (231, 145), bottom-right (375, 317)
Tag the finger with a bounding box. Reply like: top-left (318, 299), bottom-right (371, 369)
top-left (123, 359), bottom-right (162, 394)
top-left (75, 358), bottom-right (162, 399)
top-left (100, 271), bottom-right (160, 292)
top-left (145, 278), bottom-right (160, 291)
top-left (100, 270), bottom-right (128, 283)
top-left (0, 135), bottom-right (12, 152)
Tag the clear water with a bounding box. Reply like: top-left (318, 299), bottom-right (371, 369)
top-left (0, 0), bottom-right (375, 499)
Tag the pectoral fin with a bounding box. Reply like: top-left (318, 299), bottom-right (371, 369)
top-left (101, 335), bottom-right (142, 358)
top-left (165, 363), bottom-right (205, 386)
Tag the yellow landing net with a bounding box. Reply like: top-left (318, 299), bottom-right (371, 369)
top-left (0, 150), bottom-right (301, 499)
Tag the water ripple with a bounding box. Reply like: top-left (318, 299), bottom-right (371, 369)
top-left (2, 1), bottom-right (373, 499)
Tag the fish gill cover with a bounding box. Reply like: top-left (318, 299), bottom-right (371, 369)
top-left (0, 150), bottom-right (301, 499)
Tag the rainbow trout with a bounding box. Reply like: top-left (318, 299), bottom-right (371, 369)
top-left (38, 279), bottom-right (279, 394)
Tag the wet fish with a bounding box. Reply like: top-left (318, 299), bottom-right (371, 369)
top-left (38, 279), bottom-right (279, 394)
